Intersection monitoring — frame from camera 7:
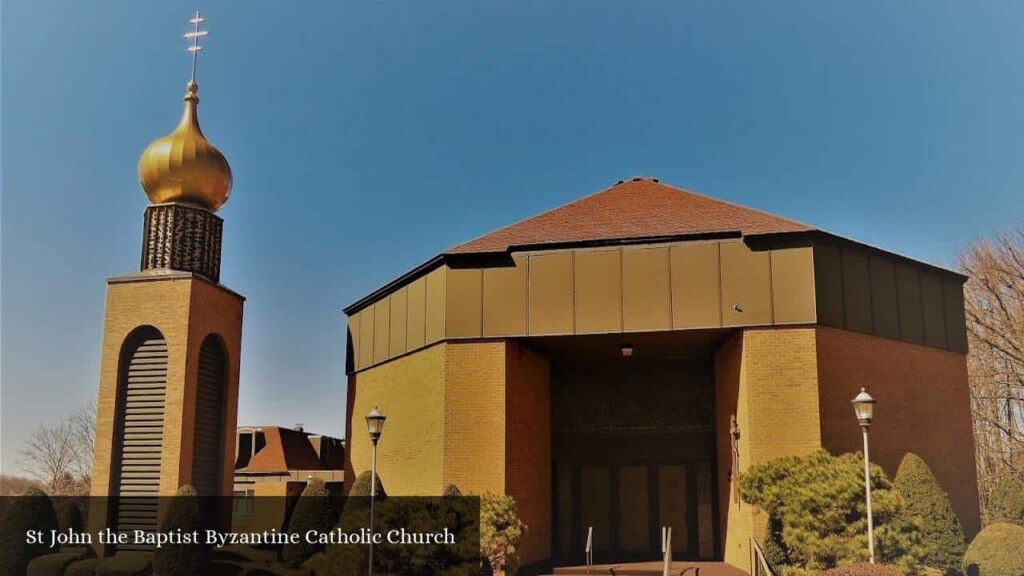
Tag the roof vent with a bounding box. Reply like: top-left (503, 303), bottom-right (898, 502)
top-left (293, 423), bottom-right (304, 432)
top-left (631, 176), bottom-right (643, 181)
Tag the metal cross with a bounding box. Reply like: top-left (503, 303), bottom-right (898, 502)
top-left (184, 10), bottom-right (209, 82)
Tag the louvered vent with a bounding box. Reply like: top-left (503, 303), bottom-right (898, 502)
top-left (112, 329), bottom-right (167, 551)
top-left (192, 335), bottom-right (226, 497)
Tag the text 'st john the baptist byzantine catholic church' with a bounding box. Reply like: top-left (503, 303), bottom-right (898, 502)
top-left (88, 12), bottom-right (243, 555)
top-left (85, 12), bottom-right (981, 573)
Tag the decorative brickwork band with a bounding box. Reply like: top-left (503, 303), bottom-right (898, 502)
top-left (141, 203), bottom-right (223, 282)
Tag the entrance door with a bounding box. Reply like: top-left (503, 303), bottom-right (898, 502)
top-left (553, 460), bottom-right (718, 563)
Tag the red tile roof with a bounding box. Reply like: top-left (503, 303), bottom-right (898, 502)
top-left (446, 178), bottom-right (813, 255)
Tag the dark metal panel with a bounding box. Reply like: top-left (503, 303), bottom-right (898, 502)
top-left (841, 247), bottom-right (873, 334)
top-left (942, 278), bottom-right (968, 353)
top-left (813, 242), bottom-right (844, 328)
top-left (920, 272), bottom-right (948, 349)
top-left (869, 255), bottom-right (900, 339)
top-left (896, 264), bottom-right (925, 345)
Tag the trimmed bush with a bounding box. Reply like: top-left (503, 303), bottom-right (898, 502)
top-left (0, 486), bottom-right (60, 575)
top-left (346, 470), bottom-right (385, 498)
top-left (961, 523), bottom-right (1024, 576)
top-left (762, 514), bottom-right (790, 571)
top-left (59, 501), bottom-right (85, 534)
top-left (893, 453), bottom-right (967, 574)
top-left (213, 545), bottom-right (278, 566)
top-left (66, 557), bottom-right (102, 576)
top-left (819, 563), bottom-right (902, 576)
top-left (152, 484), bottom-right (211, 576)
top-left (443, 484), bottom-right (463, 497)
top-left (27, 547), bottom-right (90, 576)
top-left (480, 492), bottom-right (526, 576)
top-left (282, 479), bottom-right (339, 566)
top-left (95, 552), bottom-right (152, 576)
top-left (739, 450), bottom-right (924, 573)
top-left (985, 477), bottom-right (1024, 527)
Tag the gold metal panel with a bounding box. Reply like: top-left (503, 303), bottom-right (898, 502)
top-left (528, 252), bottom-right (574, 335)
top-left (446, 268), bottom-right (483, 338)
top-left (942, 279), bottom-right (968, 353)
top-left (425, 267), bottom-right (446, 344)
top-left (896, 263), bottom-right (925, 345)
top-left (482, 255), bottom-right (527, 336)
top-left (622, 247), bottom-right (671, 332)
top-left (919, 271), bottom-right (947, 349)
top-left (813, 242), bottom-right (844, 328)
top-left (358, 307), bottom-right (374, 371)
top-left (373, 299), bottom-right (390, 364)
top-left (406, 276), bottom-right (427, 351)
top-left (770, 247), bottom-right (816, 325)
top-left (671, 244), bottom-right (722, 329)
top-left (721, 242), bottom-right (772, 327)
top-left (347, 314), bottom-right (360, 371)
top-left (869, 255), bottom-right (899, 339)
top-left (389, 287), bottom-right (408, 358)
top-left (841, 247), bottom-right (873, 333)
top-left (574, 250), bottom-right (623, 334)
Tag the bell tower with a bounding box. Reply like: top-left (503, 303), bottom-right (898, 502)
top-left (88, 11), bottom-right (243, 549)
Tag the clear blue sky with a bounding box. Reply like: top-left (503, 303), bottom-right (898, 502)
top-left (2, 1), bottom-right (1022, 475)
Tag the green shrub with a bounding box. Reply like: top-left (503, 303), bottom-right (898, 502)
top-left (66, 557), bottom-right (102, 576)
top-left (346, 470), bottom-right (385, 498)
top-left (762, 514), bottom-right (790, 570)
top-left (961, 523), bottom-right (1024, 576)
top-left (739, 450), bottom-right (924, 573)
top-left (985, 477), bottom-right (1024, 527)
top-left (480, 492), bottom-right (525, 576)
top-left (819, 563), bottom-right (903, 576)
top-left (282, 479), bottom-right (339, 566)
top-left (59, 501), bottom-right (85, 534)
top-left (443, 484), bottom-right (463, 497)
top-left (893, 453), bottom-right (967, 574)
top-left (213, 545), bottom-right (278, 566)
top-left (27, 547), bottom-right (90, 576)
top-left (152, 484), bottom-right (210, 576)
top-left (95, 552), bottom-right (152, 576)
top-left (0, 486), bottom-right (60, 575)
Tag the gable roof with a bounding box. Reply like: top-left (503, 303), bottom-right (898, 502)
top-left (238, 426), bottom-right (323, 473)
top-left (445, 177), bottom-right (813, 255)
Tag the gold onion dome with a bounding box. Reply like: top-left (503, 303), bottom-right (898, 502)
top-left (138, 80), bottom-right (232, 212)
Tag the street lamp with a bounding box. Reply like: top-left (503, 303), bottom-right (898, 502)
top-left (365, 407), bottom-right (386, 576)
top-left (851, 388), bottom-right (877, 564)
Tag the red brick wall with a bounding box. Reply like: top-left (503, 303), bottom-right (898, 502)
top-left (815, 326), bottom-right (981, 536)
top-left (505, 342), bottom-right (552, 567)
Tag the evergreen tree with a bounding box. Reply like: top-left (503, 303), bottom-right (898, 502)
top-left (282, 478), bottom-right (339, 566)
top-left (0, 487), bottom-right (59, 575)
top-left (893, 453), bottom-right (967, 575)
top-left (153, 484), bottom-right (211, 576)
top-left (986, 477), bottom-right (1024, 526)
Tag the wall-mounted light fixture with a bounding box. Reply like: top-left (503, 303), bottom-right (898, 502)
top-left (621, 344), bottom-right (634, 357)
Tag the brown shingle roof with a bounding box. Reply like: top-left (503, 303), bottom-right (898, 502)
top-left (239, 427), bottom-right (323, 473)
top-left (446, 178), bottom-right (813, 255)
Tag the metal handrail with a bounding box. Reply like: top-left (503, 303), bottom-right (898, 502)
top-left (749, 537), bottom-right (775, 576)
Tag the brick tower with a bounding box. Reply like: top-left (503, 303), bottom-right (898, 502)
top-left (88, 12), bottom-right (243, 553)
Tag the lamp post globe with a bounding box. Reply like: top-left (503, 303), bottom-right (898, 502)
top-left (852, 388), bottom-right (876, 428)
top-left (366, 407), bottom-right (386, 444)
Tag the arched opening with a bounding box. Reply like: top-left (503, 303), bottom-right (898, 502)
top-left (111, 325), bottom-right (168, 548)
top-left (192, 333), bottom-right (227, 497)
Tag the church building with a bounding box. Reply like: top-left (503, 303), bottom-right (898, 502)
top-left (87, 29), bottom-right (243, 553)
top-left (343, 177), bottom-right (981, 571)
